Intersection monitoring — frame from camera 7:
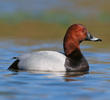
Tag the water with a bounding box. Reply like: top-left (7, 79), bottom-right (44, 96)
top-left (0, 0), bottom-right (110, 100)
top-left (0, 38), bottom-right (109, 100)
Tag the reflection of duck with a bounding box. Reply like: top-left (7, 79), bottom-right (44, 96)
top-left (64, 71), bottom-right (88, 82)
top-left (5, 70), bottom-right (88, 82)
top-left (8, 24), bottom-right (102, 72)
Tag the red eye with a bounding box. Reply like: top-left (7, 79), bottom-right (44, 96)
top-left (82, 28), bottom-right (87, 33)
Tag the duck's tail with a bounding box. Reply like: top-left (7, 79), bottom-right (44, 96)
top-left (8, 59), bottom-right (19, 70)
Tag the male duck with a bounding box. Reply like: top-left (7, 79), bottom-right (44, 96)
top-left (8, 24), bottom-right (102, 72)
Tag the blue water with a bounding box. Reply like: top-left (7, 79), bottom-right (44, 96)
top-left (0, 39), bottom-right (110, 100)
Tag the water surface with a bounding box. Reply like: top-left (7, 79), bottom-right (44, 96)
top-left (0, 38), bottom-right (110, 100)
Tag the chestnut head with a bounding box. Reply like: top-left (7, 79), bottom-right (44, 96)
top-left (65, 24), bottom-right (102, 43)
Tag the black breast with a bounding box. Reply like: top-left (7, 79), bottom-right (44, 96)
top-left (65, 57), bottom-right (89, 72)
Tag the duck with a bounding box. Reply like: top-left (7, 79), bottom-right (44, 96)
top-left (8, 24), bottom-right (102, 72)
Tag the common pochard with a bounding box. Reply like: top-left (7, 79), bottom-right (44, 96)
top-left (8, 24), bottom-right (102, 72)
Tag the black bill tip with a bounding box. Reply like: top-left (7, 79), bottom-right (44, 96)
top-left (95, 38), bottom-right (102, 42)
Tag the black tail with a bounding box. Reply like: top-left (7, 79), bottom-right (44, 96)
top-left (8, 60), bottom-right (19, 70)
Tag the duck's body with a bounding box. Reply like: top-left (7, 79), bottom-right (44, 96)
top-left (9, 24), bottom-right (101, 72)
top-left (14, 51), bottom-right (66, 71)
top-left (9, 51), bottom-right (89, 72)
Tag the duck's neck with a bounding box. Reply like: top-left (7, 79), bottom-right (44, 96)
top-left (63, 33), bottom-right (83, 59)
top-left (63, 36), bottom-right (89, 72)
top-left (64, 42), bottom-right (83, 60)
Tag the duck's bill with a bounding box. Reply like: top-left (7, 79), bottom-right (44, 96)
top-left (85, 32), bottom-right (102, 42)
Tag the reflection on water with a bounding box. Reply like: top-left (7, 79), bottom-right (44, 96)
top-left (0, 0), bottom-right (110, 100)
